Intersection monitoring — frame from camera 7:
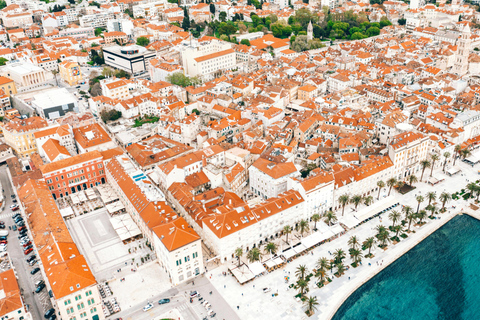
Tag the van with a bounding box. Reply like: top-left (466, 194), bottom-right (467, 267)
top-left (44, 308), bottom-right (55, 318)
top-left (0, 231), bottom-right (8, 237)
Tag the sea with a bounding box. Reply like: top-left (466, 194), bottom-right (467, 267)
top-left (332, 214), bottom-right (480, 320)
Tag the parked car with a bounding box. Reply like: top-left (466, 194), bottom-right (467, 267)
top-left (44, 308), bottom-right (55, 319)
top-left (0, 221), bottom-right (4, 225)
top-left (14, 218), bottom-right (23, 224)
top-left (12, 199), bottom-right (17, 203)
top-left (20, 238), bottom-right (30, 245)
top-left (0, 240), bottom-right (7, 245)
top-left (0, 236), bottom-right (7, 241)
top-left (26, 255), bottom-right (36, 263)
top-left (28, 259), bottom-right (37, 266)
top-left (12, 214), bottom-right (21, 220)
top-left (0, 225), bottom-right (5, 229)
top-left (190, 291), bottom-right (199, 298)
top-left (24, 248), bottom-right (33, 255)
top-left (0, 231), bottom-right (8, 237)
top-left (22, 241), bottom-right (32, 248)
top-left (158, 299), bottom-right (170, 305)
top-left (143, 303), bottom-right (153, 312)
top-left (10, 204), bottom-right (18, 209)
top-left (35, 283), bottom-right (45, 293)
top-left (18, 226), bottom-right (26, 232)
top-left (12, 225), bottom-right (16, 231)
top-left (31, 268), bottom-right (40, 275)
top-left (24, 245), bottom-right (33, 251)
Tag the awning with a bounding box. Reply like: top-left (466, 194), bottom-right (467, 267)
top-left (230, 264), bottom-right (255, 284)
top-left (301, 231), bottom-right (329, 248)
top-left (248, 261), bottom-right (266, 276)
top-left (70, 193), bottom-right (80, 205)
top-left (339, 214), bottom-right (360, 229)
top-left (77, 190), bottom-right (87, 202)
top-left (264, 259), bottom-right (276, 269)
top-left (109, 213), bottom-right (142, 241)
top-left (281, 248), bottom-right (296, 260)
top-left (59, 207), bottom-right (74, 218)
top-left (447, 166), bottom-right (461, 175)
top-left (330, 223), bottom-right (345, 235)
top-left (354, 196), bottom-right (398, 224)
top-left (106, 202), bottom-right (125, 214)
top-left (292, 243), bottom-right (307, 254)
top-left (86, 188), bottom-right (97, 200)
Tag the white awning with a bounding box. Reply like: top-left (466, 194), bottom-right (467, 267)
top-left (354, 196), bottom-right (398, 225)
top-left (301, 231), bottom-right (331, 248)
top-left (281, 248), bottom-right (296, 260)
top-left (339, 214), bottom-right (361, 229)
top-left (447, 166), bottom-right (461, 175)
top-left (85, 188), bottom-right (97, 200)
top-left (109, 213), bottom-right (142, 241)
top-left (106, 202), bottom-right (125, 214)
top-left (59, 207), bottom-right (74, 217)
top-left (70, 193), bottom-right (80, 205)
top-left (230, 264), bottom-right (255, 284)
top-left (330, 223), bottom-right (345, 235)
top-left (248, 261), bottom-right (266, 276)
top-left (77, 190), bottom-right (87, 202)
top-left (466, 155), bottom-right (479, 164)
top-left (264, 259), bottom-right (276, 269)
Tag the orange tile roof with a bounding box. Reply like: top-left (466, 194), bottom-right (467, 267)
top-left (73, 123), bottom-right (112, 149)
top-left (251, 158), bottom-right (297, 179)
top-left (40, 150), bottom-right (102, 174)
top-left (0, 269), bottom-right (24, 317)
top-left (152, 217), bottom-right (200, 251)
top-left (193, 49), bottom-right (235, 63)
top-left (42, 138), bottom-right (70, 162)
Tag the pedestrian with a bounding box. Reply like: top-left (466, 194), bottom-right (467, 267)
top-left (237, 306), bottom-right (239, 310)
top-left (224, 285), bottom-right (226, 288)
top-left (348, 277), bottom-right (350, 280)
top-left (242, 293), bottom-right (243, 296)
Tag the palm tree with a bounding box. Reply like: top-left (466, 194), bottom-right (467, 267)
top-left (461, 148), bottom-right (471, 160)
top-left (296, 265), bottom-right (308, 281)
top-left (235, 247), bottom-right (243, 267)
top-left (402, 205), bottom-right (413, 221)
top-left (406, 210), bottom-right (417, 231)
top-left (348, 235), bottom-right (360, 251)
top-left (430, 154), bottom-right (439, 176)
top-left (338, 194), bottom-right (350, 216)
top-left (247, 247), bottom-right (261, 263)
top-left (315, 268), bottom-right (326, 286)
top-left (389, 210), bottom-right (401, 227)
top-left (416, 210), bottom-right (427, 224)
top-left (375, 225), bottom-right (390, 247)
top-left (297, 279), bottom-right (308, 296)
top-left (351, 248), bottom-right (363, 265)
top-left (350, 194), bottom-right (363, 211)
top-left (335, 263), bottom-right (346, 276)
top-left (304, 296), bottom-right (319, 316)
top-left (396, 180), bottom-right (404, 191)
top-left (439, 192), bottom-right (451, 211)
top-left (453, 144), bottom-right (462, 166)
top-left (442, 152), bottom-right (451, 172)
top-left (333, 248), bottom-right (345, 264)
top-left (467, 182), bottom-right (477, 199)
top-left (427, 191), bottom-right (436, 205)
top-left (264, 242), bottom-right (277, 257)
top-left (363, 195), bottom-right (373, 206)
top-left (363, 237), bottom-right (376, 257)
top-left (311, 213), bottom-right (321, 231)
top-left (377, 180), bottom-right (385, 200)
top-left (420, 159), bottom-right (431, 181)
top-left (297, 219), bottom-right (310, 237)
top-left (393, 224), bottom-right (403, 238)
top-left (387, 177), bottom-right (397, 196)
top-left (323, 210), bottom-right (337, 226)
top-left (316, 257), bottom-right (329, 272)
top-left (407, 175), bottom-right (418, 186)
top-left (51, 69), bottom-right (59, 86)
top-left (427, 204), bottom-right (437, 217)
top-left (416, 195), bottom-right (424, 213)
top-left (283, 225), bottom-right (292, 244)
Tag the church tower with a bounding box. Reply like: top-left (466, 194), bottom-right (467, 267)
top-left (307, 21), bottom-right (313, 41)
top-left (454, 24), bottom-right (471, 76)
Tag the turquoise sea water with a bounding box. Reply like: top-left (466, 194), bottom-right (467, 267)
top-left (332, 215), bottom-right (480, 320)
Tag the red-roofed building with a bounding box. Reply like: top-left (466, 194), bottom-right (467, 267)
top-left (388, 131), bottom-right (429, 179)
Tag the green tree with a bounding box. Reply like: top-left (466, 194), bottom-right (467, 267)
top-left (311, 213), bottom-right (321, 231)
top-left (377, 180), bottom-right (385, 200)
top-left (442, 152), bottom-right (451, 172)
top-left (338, 194), bottom-right (349, 216)
top-left (439, 192), bottom-right (451, 211)
top-left (218, 23), bottom-right (237, 36)
top-left (296, 264), bottom-right (308, 280)
top-left (94, 28), bottom-right (103, 37)
top-left (240, 39), bottom-right (250, 46)
top-left (219, 11), bottom-right (227, 22)
top-left (304, 296), bottom-right (319, 316)
top-left (398, 18), bottom-right (406, 25)
top-left (166, 72), bottom-right (201, 87)
top-left (453, 144), bottom-right (462, 165)
top-left (350, 195), bottom-right (362, 211)
top-left (136, 36), bottom-right (150, 46)
top-left (323, 210), bottom-right (337, 226)
top-left (350, 32), bottom-right (366, 40)
top-left (427, 191), bottom-right (436, 205)
top-left (351, 248), bottom-right (363, 265)
top-left (333, 248), bottom-right (345, 264)
top-left (387, 177), bottom-right (397, 196)
top-left (380, 18), bottom-right (392, 28)
top-left (416, 210), bottom-right (427, 224)
top-left (297, 278), bottom-right (308, 296)
top-left (348, 235), bottom-right (360, 250)
top-left (283, 225), bottom-right (292, 244)
top-left (420, 159), bottom-right (431, 181)
top-left (407, 175), bottom-right (418, 186)
top-left (100, 109), bottom-right (122, 122)
top-left (182, 10), bottom-right (190, 30)
top-left (235, 247), bottom-right (243, 266)
top-left (389, 210), bottom-right (400, 228)
top-left (402, 205), bottom-right (413, 221)
top-left (366, 26), bottom-right (380, 37)
top-left (416, 195), bottom-right (424, 213)
top-left (247, 247), bottom-right (261, 262)
top-left (364, 195), bottom-right (373, 206)
top-left (406, 210), bottom-right (416, 232)
top-left (335, 262), bottom-right (346, 276)
top-left (430, 154), bottom-right (439, 177)
top-left (296, 219), bottom-right (310, 237)
top-left (363, 237), bottom-right (376, 257)
top-left (0, 1), bottom-right (6, 9)
top-left (0, 57), bottom-right (8, 66)
top-left (210, 3), bottom-right (215, 14)
top-left (264, 242), bottom-right (277, 257)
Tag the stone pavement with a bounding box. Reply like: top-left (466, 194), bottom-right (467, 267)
top-left (207, 160), bottom-right (479, 320)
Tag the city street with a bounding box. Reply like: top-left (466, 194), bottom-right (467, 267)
top-left (0, 165), bottom-right (53, 320)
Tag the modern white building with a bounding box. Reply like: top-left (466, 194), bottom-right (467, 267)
top-left (103, 45), bottom-right (156, 75)
top-left (31, 88), bottom-right (78, 120)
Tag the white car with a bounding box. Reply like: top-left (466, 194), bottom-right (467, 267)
top-left (143, 303), bottom-right (153, 312)
top-left (0, 245), bottom-right (7, 252)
